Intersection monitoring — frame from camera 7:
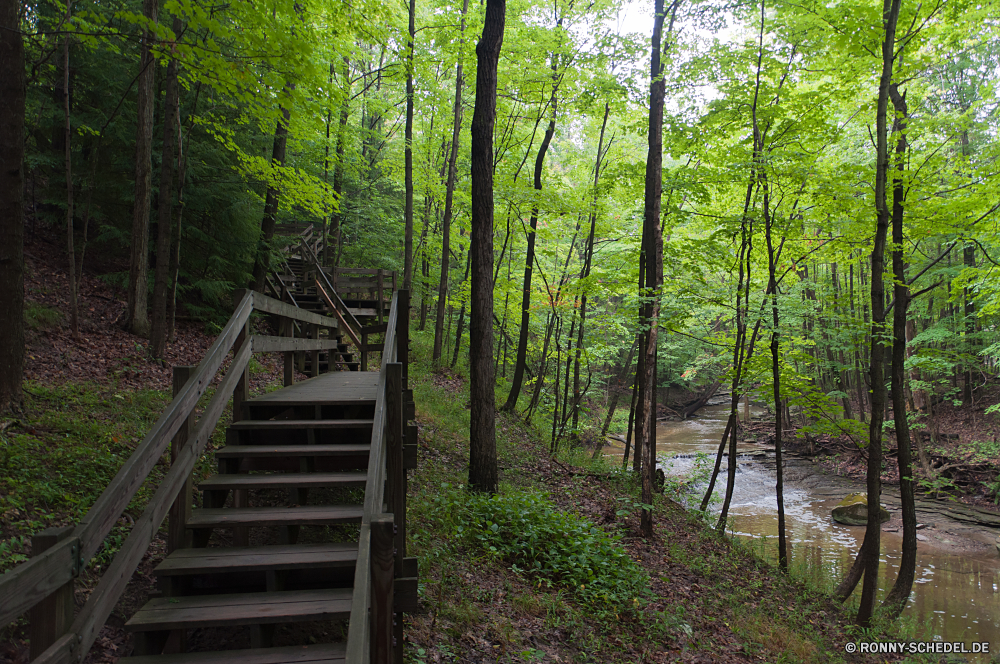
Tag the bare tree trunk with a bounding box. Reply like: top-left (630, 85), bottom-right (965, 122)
top-left (637, 0), bottom-right (673, 539)
top-left (0, 0), bottom-right (26, 413)
top-left (124, 0), bottom-right (158, 337)
top-left (433, 0), bottom-right (469, 363)
top-left (468, 0), bottom-right (504, 494)
top-left (883, 84), bottom-right (916, 619)
top-left (501, 68), bottom-right (559, 411)
top-left (150, 19), bottom-right (182, 358)
top-left (251, 101), bottom-right (291, 291)
top-left (63, 16), bottom-right (79, 340)
top-left (451, 251), bottom-right (472, 368)
top-left (403, 0), bottom-right (416, 290)
top-left (854, 0), bottom-right (901, 627)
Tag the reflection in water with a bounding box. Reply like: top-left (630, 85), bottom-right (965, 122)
top-left (602, 405), bottom-right (1000, 659)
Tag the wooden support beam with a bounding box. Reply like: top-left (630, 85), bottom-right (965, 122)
top-left (29, 527), bottom-right (76, 661)
top-left (370, 514), bottom-right (395, 664)
top-left (167, 366), bottom-right (194, 554)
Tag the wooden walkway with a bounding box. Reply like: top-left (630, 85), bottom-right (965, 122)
top-left (2, 274), bottom-right (415, 663)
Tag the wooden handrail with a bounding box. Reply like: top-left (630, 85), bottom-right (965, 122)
top-left (345, 291), bottom-right (399, 664)
top-left (2, 287), bottom-right (349, 660)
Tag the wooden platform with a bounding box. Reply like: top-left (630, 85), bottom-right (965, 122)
top-left (246, 372), bottom-right (379, 408)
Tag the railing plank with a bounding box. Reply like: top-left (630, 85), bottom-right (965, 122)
top-left (75, 291), bottom-right (253, 565)
top-left (251, 335), bottom-right (342, 352)
top-left (240, 289), bottom-right (335, 328)
top-left (0, 536), bottom-right (78, 626)
top-left (51, 341), bottom-right (253, 664)
top-left (315, 279), bottom-right (362, 348)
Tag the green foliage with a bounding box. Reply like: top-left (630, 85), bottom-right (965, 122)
top-left (23, 301), bottom-right (64, 330)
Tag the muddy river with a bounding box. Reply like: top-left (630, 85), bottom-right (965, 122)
top-left (601, 403), bottom-right (1000, 659)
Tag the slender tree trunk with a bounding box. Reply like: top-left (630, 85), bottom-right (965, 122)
top-left (330, 58), bottom-right (350, 267)
top-left (251, 100), bottom-right (291, 291)
top-left (433, 0), bottom-right (469, 362)
top-left (167, 81), bottom-right (199, 343)
top-left (451, 251), bottom-right (472, 368)
top-left (764, 177), bottom-right (786, 570)
top-left (525, 313), bottom-right (554, 419)
top-left (601, 337), bottom-right (638, 437)
top-left (501, 70), bottom-right (559, 411)
top-left (883, 84), bottom-right (916, 619)
top-left (150, 20), bottom-right (182, 358)
top-left (0, 0), bottom-right (26, 413)
top-left (124, 0), bottom-right (158, 337)
top-left (637, 0), bottom-right (675, 539)
top-left (403, 0), bottom-right (416, 290)
top-left (63, 18), bottom-right (79, 340)
top-left (854, 0), bottom-right (901, 627)
top-left (622, 369), bottom-right (640, 470)
top-left (468, 0), bottom-right (504, 494)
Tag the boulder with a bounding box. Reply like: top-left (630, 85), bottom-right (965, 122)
top-left (995, 535), bottom-right (999, 558)
top-left (832, 492), bottom-right (890, 526)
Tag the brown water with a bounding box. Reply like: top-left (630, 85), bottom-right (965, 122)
top-left (602, 404), bottom-right (1000, 659)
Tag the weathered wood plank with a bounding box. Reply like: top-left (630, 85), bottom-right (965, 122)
top-left (370, 515), bottom-right (394, 664)
top-left (126, 589), bottom-right (353, 630)
top-left (394, 577), bottom-right (419, 613)
top-left (66, 341), bottom-right (253, 661)
top-left (252, 335), bottom-right (342, 353)
top-left (243, 290), bottom-right (337, 328)
top-left (187, 505), bottom-right (364, 528)
top-left (120, 643), bottom-right (346, 664)
top-left (246, 372), bottom-right (378, 407)
top-left (229, 419), bottom-right (374, 430)
top-left (154, 543), bottom-right (358, 576)
top-left (29, 527), bottom-right (76, 659)
top-left (74, 292), bottom-right (252, 563)
top-left (0, 535), bottom-right (78, 627)
top-left (197, 472), bottom-right (366, 491)
top-left (215, 444), bottom-right (371, 458)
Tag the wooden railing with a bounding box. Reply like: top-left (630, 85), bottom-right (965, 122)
top-left (0, 290), bottom-right (349, 663)
top-left (344, 288), bottom-right (410, 664)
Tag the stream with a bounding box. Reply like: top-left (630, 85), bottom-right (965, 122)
top-left (601, 403), bottom-right (1000, 660)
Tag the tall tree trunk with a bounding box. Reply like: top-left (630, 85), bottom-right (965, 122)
top-left (150, 20), bottom-right (182, 358)
top-left (432, 0), bottom-right (469, 362)
top-left (403, 0), bottom-right (416, 290)
top-left (125, 0), bottom-right (158, 337)
top-left (251, 100), bottom-right (291, 291)
top-left (167, 80), bottom-right (199, 343)
top-left (468, 0), bottom-right (504, 494)
top-left (63, 16), bottom-right (79, 341)
top-left (0, 0), bottom-right (26, 413)
top-left (764, 174), bottom-right (786, 571)
top-left (501, 67), bottom-right (559, 411)
top-left (573, 103), bottom-right (611, 433)
top-left (883, 84), bottom-right (916, 619)
top-left (330, 58), bottom-right (350, 267)
top-left (637, 0), bottom-right (673, 539)
top-left (854, 0), bottom-right (901, 627)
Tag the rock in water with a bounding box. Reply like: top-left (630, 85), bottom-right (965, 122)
top-left (832, 492), bottom-right (890, 526)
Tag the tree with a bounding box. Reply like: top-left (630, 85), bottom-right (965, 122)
top-left (468, 0), bottom-right (505, 494)
top-left (0, 0), bottom-right (25, 414)
top-left (124, 0), bottom-right (158, 337)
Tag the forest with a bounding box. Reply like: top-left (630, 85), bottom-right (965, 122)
top-left (1, 0), bottom-right (999, 642)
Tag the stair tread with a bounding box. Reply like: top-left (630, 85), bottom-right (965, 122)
top-left (229, 419), bottom-right (374, 430)
top-left (199, 471), bottom-right (366, 491)
top-left (125, 589), bottom-right (353, 631)
top-left (216, 444), bottom-right (370, 457)
top-left (119, 643), bottom-right (346, 664)
top-left (154, 542), bottom-right (358, 576)
top-left (187, 504), bottom-right (364, 528)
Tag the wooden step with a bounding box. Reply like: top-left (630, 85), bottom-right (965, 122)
top-left (187, 505), bottom-right (363, 529)
top-left (229, 419), bottom-right (374, 431)
top-left (215, 444), bottom-right (370, 458)
top-left (120, 643), bottom-right (345, 664)
top-left (125, 588), bottom-right (353, 631)
top-left (199, 472), bottom-right (366, 491)
top-left (154, 542), bottom-right (358, 577)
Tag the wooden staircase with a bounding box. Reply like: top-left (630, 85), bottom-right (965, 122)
top-left (4, 284), bottom-right (417, 664)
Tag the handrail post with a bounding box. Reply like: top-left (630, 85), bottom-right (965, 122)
top-left (29, 527), bottom-right (75, 662)
top-left (385, 361), bottom-right (405, 664)
top-left (167, 366), bottom-right (195, 555)
top-left (370, 514), bottom-right (395, 664)
top-left (361, 330), bottom-right (369, 372)
top-left (282, 317), bottom-right (294, 387)
top-left (377, 270), bottom-right (384, 325)
top-left (310, 323), bottom-right (320, 377)
top-left (397, 289), bottom-right (409, 390)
